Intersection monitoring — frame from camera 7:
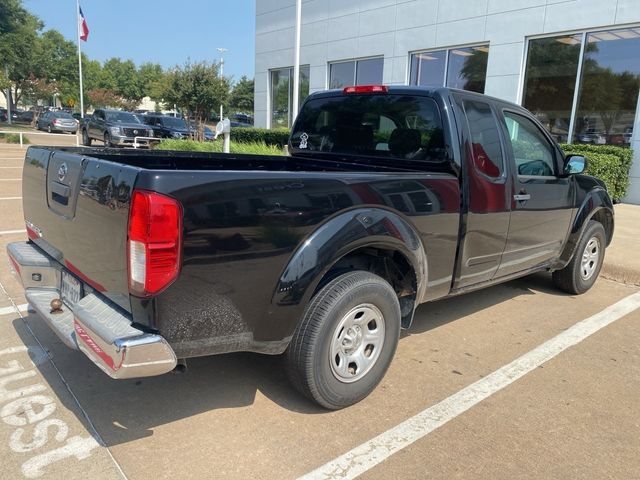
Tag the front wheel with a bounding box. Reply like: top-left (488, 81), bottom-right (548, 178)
top-left (104, 132), bottom-right (114, 147)
top-left (286, 271), bottom-right (401, 410)
top-left (553, 220), bottom-right (606, 294)
top-left (82, 129), bottom-right (92, 146)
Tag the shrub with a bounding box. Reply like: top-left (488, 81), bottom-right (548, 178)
top-left (155, 139), bottom-right (284, 156)
top-left (560, 144), bottom-right (633, 201)
top-left (0, 133), bottom-right (29, 144)
top-left (230, 127), bottom-right (290, 147)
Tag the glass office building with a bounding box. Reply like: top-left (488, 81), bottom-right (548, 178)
top-left (255, 0), bottom-right (640, 202)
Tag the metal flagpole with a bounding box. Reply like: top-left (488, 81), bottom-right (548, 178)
top-left (76, 0), bottom-right (85, 118)
top-left (291, 0), bottom-right (302, 126)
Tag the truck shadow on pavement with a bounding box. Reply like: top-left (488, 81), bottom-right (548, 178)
top-left (13, 272), bottom-right (566, 448)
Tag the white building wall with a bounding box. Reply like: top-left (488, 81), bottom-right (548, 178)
top-left (255, 0), bottom-right (640, 203)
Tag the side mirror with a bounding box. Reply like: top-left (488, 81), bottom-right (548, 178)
top-left (564, 154), bottom-right (587, 175)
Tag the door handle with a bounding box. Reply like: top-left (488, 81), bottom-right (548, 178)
top-left (513, 193), bottom-right (531, 202)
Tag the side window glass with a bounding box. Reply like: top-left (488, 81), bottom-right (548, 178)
top-left (503, 112), bottom-right (556, 176)
top-left (463, 100), bottom-right (504, 178)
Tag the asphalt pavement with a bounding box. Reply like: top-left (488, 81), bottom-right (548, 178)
top-left (0, 136), bottom-right (638, 479)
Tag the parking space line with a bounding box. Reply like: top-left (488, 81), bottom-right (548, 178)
top-left (0, 303), bottom-right (29, 316)
top-left (0, 178), bottom-right (21, 181)
top-left (0, 229), bottom-right (26, 235)
top-left (0, 166), bottom-right (22, 168)
top-left (0, 197), bottom-right (22, 200)
top-left (299, 291), bottom-right (640, 480)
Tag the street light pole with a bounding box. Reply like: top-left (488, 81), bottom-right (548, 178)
top-left (217, 47), bottom-right (228, 123)
top-left (291, 0), bottom-right (302, 126)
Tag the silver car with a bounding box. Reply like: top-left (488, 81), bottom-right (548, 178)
top-left (37, 111), bottom-right (78, 134)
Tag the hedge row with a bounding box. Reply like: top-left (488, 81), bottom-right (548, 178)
top-left (560, 143), bottom-right (633, 202)
top-left (155, 139), bottom-right (284, 156)
top-left (230, 127), bottom-right (290, 147)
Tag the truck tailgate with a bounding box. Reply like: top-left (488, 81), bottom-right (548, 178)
top-left (22, 147), bottom-right (139, 313)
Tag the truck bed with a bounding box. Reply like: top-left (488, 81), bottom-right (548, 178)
top-left (20, 146), bottom-right (460, 358)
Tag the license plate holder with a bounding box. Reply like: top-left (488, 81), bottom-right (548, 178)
top-left (61, 270), bottom-right (83, 307)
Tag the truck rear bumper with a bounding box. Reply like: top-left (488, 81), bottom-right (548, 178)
top-left (7, 241), bottom-right (177, 379)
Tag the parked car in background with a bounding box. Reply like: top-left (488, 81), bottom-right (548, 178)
top-left (231, 113), bottom-right (254, 126)
top-left (141, 114), bottom-right (190, 139)
top-left (14, 111), bottom-right (34, 124)
top-left (37, 111), bottom-right (78, 134)
top-left (81, 109), bottom-right (155, 147)
top-left (0, 108), bottom-right (7, 122)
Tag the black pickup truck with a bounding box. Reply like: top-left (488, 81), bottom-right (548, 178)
top-left (7, 86), bottom-right (613, 409)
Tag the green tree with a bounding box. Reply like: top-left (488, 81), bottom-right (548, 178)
top-left (138, 62), bottom-right (163, 98)
top-left (102, 57), bottom-right (143, 102)
top-left (0, 0), bottom-right (43, 109)
top-left (229, 76), bottom-right (254, 113)
top-left (157, 61), bottom-right (230, 140)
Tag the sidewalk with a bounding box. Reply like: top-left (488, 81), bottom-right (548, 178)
top-left (602, 203), bottom-right (640, 286)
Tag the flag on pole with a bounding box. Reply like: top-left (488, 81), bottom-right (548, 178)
top-left (78, 6), bottom-right (89, 41)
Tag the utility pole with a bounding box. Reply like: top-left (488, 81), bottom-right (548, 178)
top-left (76, 0), bottom-right (85, 117)
top-left (291, 0), bottom-right (302, 126)
top-left (217, 47), bottom-right (228, 123)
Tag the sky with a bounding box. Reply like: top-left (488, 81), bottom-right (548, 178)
top-left (23, 0), bottom-right (256, 81)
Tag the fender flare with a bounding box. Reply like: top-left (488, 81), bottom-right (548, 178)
top-left (556, 187), bottom-right (614, 268)
top-left (272, 207), bottom-right (428, 313)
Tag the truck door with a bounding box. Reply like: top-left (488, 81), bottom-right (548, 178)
top-left (453, 98), bottom-right (512, 289)
top-left (495, 109), bottom-right (573, 277)
top-left (91, 110), bottom-right (104, 139)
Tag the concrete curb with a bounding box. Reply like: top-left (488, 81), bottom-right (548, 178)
top-left (602, 263), bottom-right (640, 287)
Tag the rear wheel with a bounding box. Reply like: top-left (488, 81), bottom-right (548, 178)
top-left (82, 129), bottom-right (92, 146)
top-left (553, 220), bottom-right (606, 294)
top-left (286, 271), bottom-right (401, 409)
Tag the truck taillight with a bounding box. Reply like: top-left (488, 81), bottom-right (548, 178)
top-left (127, 190), bottom-right (182, 297)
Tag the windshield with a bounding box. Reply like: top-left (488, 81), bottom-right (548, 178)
top-left (162, 116), bottom-right (187, 129)
top-left (105, 111), bottom-right (141, 123)
top-left (290, 94), bottom-right (447, 164)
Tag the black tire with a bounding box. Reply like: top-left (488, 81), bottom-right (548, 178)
top-left (553, 220), bottom-right (606, 294)
top-left (104, 132), bottom-right (113, 147)
top-left (286, 271), bottom-right (401, 410)
top-left (82, 129), bottom-right (92, 146)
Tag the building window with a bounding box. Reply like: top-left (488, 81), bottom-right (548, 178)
top-left (572, 29), bottom-right (640, 145)
top-left (523, 28), bottom-right (640, 145)
top-left (329, 57), bottom-right (384, 89)
top-left (270, 65), bottom-right (309, 128)
top-left (522, 34), bottom-right (582, 143)
top-left (409, 45), bottom-right (489, 93)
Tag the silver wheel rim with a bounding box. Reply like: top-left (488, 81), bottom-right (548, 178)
top-left (329, 304), bottom-right (385, 383)
top-left (580, 237), bottom-right (600, 280)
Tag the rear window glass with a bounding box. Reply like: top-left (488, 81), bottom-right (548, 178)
top-left (290, 94), bottom-right (447, 165)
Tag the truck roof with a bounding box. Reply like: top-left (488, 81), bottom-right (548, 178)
top-left (306, 85), bottom-right (524, 111)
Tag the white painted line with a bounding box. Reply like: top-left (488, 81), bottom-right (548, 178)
top-left (0, 166), bottom-right (22, 168)
top-left (0, 178), bottom-right (21, 181)
top-left (0, 303), bottom-right (29, 316)
top-left (0, 197), bottom-right (21, 200)
top-left (299, 291), bottom-right (640, 480)
top-left (0, 229), bottom-right (26, 235)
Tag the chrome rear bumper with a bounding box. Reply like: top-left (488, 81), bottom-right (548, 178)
top-left (7, 241), bottom-right (177, 379)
